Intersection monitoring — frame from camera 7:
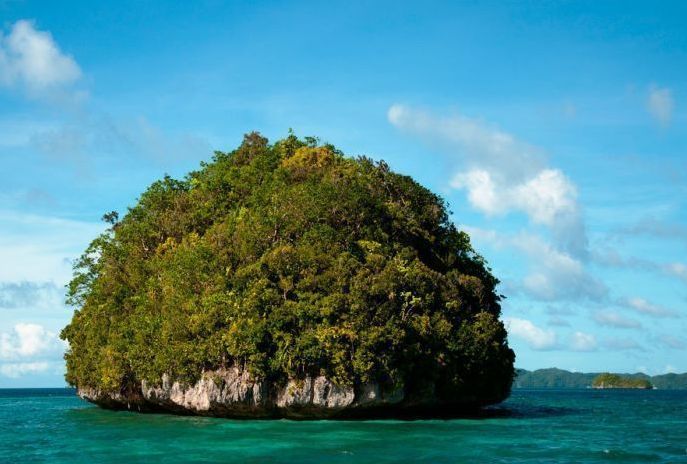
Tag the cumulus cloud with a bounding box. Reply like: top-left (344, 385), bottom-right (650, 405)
top-left (388, 104), bottom-right (587, 256)
top-left (0, 323), bottom-right (64, 361)
top-left (503, 317), bottom-right (557, 350)
top-left (504, 317), bottom-right (599, 352)
top-left (0, 20), bottom-right (82, 100)
top-left (569, 331), bottom-right (597, 352)
top-left (0, 21), bottom-right (208, 172)
top-left (0, 324), bottom-right (65, 379)
top-left (593, 310), bottom-right (642, 329)
top-left (646, 85), bottom-right (674, 126)
top-left (451, 168), bottom-right (578, 228)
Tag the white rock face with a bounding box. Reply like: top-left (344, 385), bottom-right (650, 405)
top-left (275, 376), bottom-right (355, 409)
top-left (141, 368), bottom-right (266, 413)
top-left (79, 367), bottom-right (409, 418)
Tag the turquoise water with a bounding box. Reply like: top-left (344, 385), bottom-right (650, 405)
top-left (1, 388), bottom-right (686, 463)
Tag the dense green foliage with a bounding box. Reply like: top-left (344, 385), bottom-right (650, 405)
top-left (513, 368), bottom-right (597, 389)
top-left (592, 373), bottom-right (653, 389)
top-left (651, 373), bottom-right (687, 390)
top-left (61, 133), bottom-right (514, 401)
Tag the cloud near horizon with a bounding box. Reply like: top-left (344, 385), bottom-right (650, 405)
top-left (0, 323), bottom-right (66, 379)
top-left (504, 317), bottom-right (598, 352)
top-left (0, 323), bottom-right (64, 361)
top-left (0, 361), bottom-right (53, 378)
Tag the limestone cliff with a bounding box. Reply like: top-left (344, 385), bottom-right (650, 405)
top-left (78, 367), bottom-right (491, 419)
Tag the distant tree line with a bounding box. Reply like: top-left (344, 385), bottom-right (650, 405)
top-left (514, 368), bottom-right (687, 389)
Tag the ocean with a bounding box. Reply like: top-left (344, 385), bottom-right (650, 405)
top-left (1, 388), bottom-right (685, 463)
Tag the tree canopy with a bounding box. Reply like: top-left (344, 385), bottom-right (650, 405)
top-left (61, 132), bottom-right (514, 403)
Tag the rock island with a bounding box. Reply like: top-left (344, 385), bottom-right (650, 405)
top-left (61, 133), bottom-right (515, 418)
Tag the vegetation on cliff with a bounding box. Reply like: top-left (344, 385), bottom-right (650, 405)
top-left (592, 373), bottom-right (653, 389)
top-left (61, 132), bottom-right (514, 404)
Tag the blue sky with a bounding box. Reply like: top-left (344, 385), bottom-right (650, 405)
top-left (0, 1), bottom-right (685, 387)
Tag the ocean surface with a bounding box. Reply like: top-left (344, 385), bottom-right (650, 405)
top-left (1, 388), bottom-right (686, 463)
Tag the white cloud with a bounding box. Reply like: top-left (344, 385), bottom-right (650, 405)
top-left (621, 297), bottom-right (678, 318)
top-left (469, 227), bottom-right (606, 301)
top-left (388, 104), bottom-right (586, 256)
top-left (504, 317), bottom-right (557, 350)
top-left (452, 168), bottom-right (578, 228)
top-left (0, 20), bottom-right (82, 99)
top-left (593, 310), bottom-right (642, 329)
top-left (0, 323), bottom-right (64, 360)
top-left (451, 169), bottom-right (501, 214)
top-left (512, 169), bottom-right (578, 226)
top-left (647, 85), bottom-right (674, 126)
top-left (517, 233), bottom-right (606, 301)
top-left (569, 331), bottom-right (597, 352)
top-left (0, 211), bottom-right (87, 382)
top-left (0, 361), bottom-right (50, 378)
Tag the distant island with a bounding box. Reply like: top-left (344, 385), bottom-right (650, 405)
top-left (591, 373), bottom-right (652, 389)
top-left (514, 368), bottom-right (687, 390)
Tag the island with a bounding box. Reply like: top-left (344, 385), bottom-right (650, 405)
top-left (60, 132), bottom-right (515, 418)
top-left (592, 373), bottom-right (653, 389)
